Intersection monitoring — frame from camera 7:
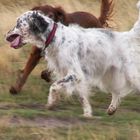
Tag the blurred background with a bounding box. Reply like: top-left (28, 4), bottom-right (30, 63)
top-left (0, 0), bottom-right (139, 140)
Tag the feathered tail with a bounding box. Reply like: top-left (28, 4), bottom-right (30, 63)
top-left (98, 0), bottom-right (115, 28)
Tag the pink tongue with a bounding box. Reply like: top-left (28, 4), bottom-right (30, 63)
top-left (11, 36), bottom-right (21, 49)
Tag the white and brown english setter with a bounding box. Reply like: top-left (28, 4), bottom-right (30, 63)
top-left (6, 1), bottom-right (140, 118)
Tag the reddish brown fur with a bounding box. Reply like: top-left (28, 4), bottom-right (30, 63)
top-left (32, 5), bottom-right (103, 28)
top-left (10, 0), bottom-right (114, 94)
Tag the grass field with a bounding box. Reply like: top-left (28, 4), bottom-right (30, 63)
top-left (0, 0), bottom-right (140, 139)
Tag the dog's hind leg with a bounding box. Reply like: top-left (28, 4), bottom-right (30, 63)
top-left (107, 93), bottom-right (121, 115)
top-left (107, 63), bottom-right (140, 115)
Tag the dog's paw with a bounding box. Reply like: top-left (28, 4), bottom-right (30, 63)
top-left (9, 86), bottom-right (20, 95)
top-left (46, 103), bottom-right (56, 110)
top-left (41, 70), bottom-right (52, 82)
top-left (107, 105), bottom-right (117, 115)
top-left (81, 113), bottom-right (93, 119)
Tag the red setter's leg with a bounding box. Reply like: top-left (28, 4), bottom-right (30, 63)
top-left (10, 46), bottom-right (42, 94)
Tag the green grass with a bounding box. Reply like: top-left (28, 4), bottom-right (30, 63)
top-left (0, 68), bottom-right (140, 139)
top-left (0, 120), bottom-right (139, 140)
top-left (0, 78), bottom-right (140, 139)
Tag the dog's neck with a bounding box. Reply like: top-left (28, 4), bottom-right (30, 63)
top-left (33, 21), bottom-right (56, 49)
top-left (40, 22), bottom-right (64, 49)
top-left (44, 23), bottom-right (58, 49)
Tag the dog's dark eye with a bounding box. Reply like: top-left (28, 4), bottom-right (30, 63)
top-left (31, 24), bottom-right (40, 33)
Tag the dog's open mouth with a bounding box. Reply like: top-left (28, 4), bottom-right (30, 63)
top-left (6, 34), bottom-right (23, 49)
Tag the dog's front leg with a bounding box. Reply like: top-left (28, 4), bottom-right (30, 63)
top-left (9, 46), bottom-right (42, 95)
top-left (47, 74), bottom-right (93, 118)
top-left (79, 95), bottom-right (92, 118)
top-left (46, 74), bottom-right (80, 110)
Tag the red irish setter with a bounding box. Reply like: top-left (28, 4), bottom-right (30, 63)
top-left (10, 0), bottom-right (114, 94)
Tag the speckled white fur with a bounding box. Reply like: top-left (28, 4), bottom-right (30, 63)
top-left (6, 1), bottom-right (140, 117)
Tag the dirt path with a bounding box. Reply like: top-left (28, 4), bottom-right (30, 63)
top-left (10, 116), bottom-right (71, 128)
top-left (0, 116), bottom-right (83, 128)
top-left (0, 103), bottom-right (139, 128)
top-left (0, 103), bottom-right (86, 128)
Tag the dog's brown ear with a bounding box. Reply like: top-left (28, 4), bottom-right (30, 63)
top-left (54, 6), bottom-right (67, 24)
top-left (47, 12), bottom-right (55, 20)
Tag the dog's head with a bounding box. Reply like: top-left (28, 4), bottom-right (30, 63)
top-left (6, 11), bottom-right (53, 49)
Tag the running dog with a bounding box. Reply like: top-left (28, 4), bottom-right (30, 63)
top-left (9, 0), bottom-right (114, 95)
top-left (6, 1), bottom-right (140, 117)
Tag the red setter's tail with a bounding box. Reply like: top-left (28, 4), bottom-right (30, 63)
top-left (98, 0), bottom-right (114, 28)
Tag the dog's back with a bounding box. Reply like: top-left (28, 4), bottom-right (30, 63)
top-left (32, 0), bottom-right (114, 28)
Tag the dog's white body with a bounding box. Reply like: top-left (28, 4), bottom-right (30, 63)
top-left (6, 1), bottom-right (140, 117)
top-left (45, 23), bottom-right (140, 117)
